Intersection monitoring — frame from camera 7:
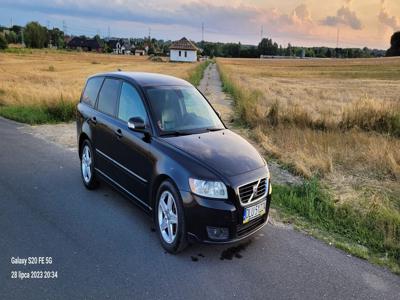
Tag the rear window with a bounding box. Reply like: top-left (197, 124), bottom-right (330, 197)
top-left (81, 77), bottom-right (104, 107)
top-left (97, 78), bottom-right (121, 116)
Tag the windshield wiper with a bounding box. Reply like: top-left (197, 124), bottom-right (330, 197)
top-left (205, 127), bottom-right (224, 132)
top-left (160, 131), bottom-right (192, 137)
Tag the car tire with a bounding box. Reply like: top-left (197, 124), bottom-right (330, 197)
top-left (80, 139), bottom-right (98, 190)
top-left (155, 180), bottom-right (188, 253)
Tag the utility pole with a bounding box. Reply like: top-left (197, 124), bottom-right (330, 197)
top-left (21, 28), bottom-right (25, 47)
top-left (10, 17), bottom-right (13, 28)
top-left (47, 21), bottom-right (52, 48)
top-left (201, 22), bottom-right (204, 42)
top-left (107, 25), bottom-right (110, 39)
top-left (260, 25), bottom-right (263, 41)
top-left (62, 20), bottom-right (67, 36)
top-left (336, 27), bottom-right (340, 49)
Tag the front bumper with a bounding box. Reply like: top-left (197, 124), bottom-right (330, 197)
top-left (180, 190), bottom-right (271, 244)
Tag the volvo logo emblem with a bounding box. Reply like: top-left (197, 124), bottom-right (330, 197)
top-left (253, 185), bottom-right (258, 194)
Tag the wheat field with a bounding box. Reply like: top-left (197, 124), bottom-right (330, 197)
top-left (217, 57), bottom-right (400, 207)
top-left (0, 50), bottom-right (199, 107)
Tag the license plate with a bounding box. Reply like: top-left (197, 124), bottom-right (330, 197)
top-left (243, 200), bottom-right (266, 224)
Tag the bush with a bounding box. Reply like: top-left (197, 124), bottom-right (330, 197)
top-left (0, 35), bottom-right (8, 50)
top-left (0, 100), bottom-right (76, 124)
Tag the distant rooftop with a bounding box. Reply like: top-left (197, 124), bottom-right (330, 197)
top-left (169, 37), bottom-right (198, 51)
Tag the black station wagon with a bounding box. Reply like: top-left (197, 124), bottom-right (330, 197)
top-left (77, 72), bottom-right (272, 253)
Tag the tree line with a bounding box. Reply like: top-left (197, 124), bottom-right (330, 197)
top-left (0, 21), bottom-right (399, 58)
top-left (199, 38), bottom-right (387, 58)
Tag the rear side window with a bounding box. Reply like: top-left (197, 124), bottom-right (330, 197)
top-left (97, 78), bottom-right (121, 116)
top-left (118, 82), bottom-right (147, 123)
top-left (81, 77), bottom-right (104, 107)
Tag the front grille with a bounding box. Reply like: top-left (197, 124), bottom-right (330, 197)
top-left (238, 178), bottom-right (267, 205)
top-left (237, 217), bottom-right (265, 237)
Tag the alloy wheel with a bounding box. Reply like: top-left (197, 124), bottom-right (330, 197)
top-left (158, 191), bottom-right (178, 244)
top-left (81, 145), bottom-right (92, 184)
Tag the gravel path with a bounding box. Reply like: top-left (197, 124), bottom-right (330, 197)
top-left (20, 122), bottom-right (77, 151)
top-left (198, 63), bottom-right (302, 186)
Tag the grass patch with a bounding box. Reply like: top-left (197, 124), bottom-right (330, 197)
top-left (187, 60), bottom-right (211, 86)
top-left (0, 100), bottom-right (75, 124)
top-left (272, 180), bottom-right (400, 274)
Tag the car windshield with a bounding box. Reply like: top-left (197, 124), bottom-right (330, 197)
top-left (146, 86), bottom-right (224, 135)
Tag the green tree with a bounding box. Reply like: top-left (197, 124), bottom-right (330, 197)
top-left (285, 43), bottom-right (292, 56)
top-left (258, 38), bottom-right (278, 56)
top-left (24, 22), bottom-right (48, 48)
top-left (0, 35), bottom-right (8, 49)
top-left (48, 28), bottom-right (65, 48)
top-left (5, 31), bottom-right (17, 44)
top-left (386, 31), bottom-right (400, 57)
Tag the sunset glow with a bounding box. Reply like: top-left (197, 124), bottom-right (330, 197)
top-left (1, 0), bottom-right (399, 49)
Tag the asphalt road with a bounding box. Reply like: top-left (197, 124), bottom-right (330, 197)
top-left (1, 117), bottom-right (399, 300)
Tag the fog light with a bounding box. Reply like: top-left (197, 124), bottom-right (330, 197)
top-left (207, 226), bottom-right (229, 240)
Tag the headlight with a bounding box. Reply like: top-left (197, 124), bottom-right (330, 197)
top-left (189, 178), bottom-right (228, 199)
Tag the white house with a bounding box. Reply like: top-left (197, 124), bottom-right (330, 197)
top-left (108, 39), bottom-right (134, 55)
top-left (169, 37), bottom-right (198, 62)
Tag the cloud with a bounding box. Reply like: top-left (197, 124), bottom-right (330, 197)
top-left (320, 6), bottom-right (362, 30)
top-left (378, 0), bottom-right (400, 30)
top-left (1, 0), bottom-right (262, 35)
top-left (272, 4), bottom-right (313, 27)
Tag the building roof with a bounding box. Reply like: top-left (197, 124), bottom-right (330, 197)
top-left (107, 39), bottom-right (134, 50)
top-left (169, 37), bottom-right (198, 51)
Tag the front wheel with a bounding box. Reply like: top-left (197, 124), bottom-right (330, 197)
top-left (155, 180), bottom-right (187, 253)
top-left (80, 139), bottom-right (98, 190)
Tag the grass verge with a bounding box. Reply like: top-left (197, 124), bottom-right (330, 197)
top-left (187, 60), bottom-right (211, 86)
top-left (272, 180), bottom-right (400, 274)
top-left (0, 100), bottom-right (75, 124)
top-left (218, 60), bottom-right (400, 273)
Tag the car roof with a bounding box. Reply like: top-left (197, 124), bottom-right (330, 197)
top-left (89, 71), bottom-right (192, 87)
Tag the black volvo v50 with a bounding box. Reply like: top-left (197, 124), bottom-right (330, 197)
top-left (76, 72), bottom-right (272, 253)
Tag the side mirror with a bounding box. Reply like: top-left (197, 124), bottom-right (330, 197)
top-left (128, 117), bottom-right (147, 133)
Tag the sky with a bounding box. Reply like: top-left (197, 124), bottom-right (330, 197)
top-left (0, 0), bottom-right (399, 49)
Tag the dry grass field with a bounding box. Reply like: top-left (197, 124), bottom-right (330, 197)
top-left (217, 57), bottom-right (400, 182)
top-left (0, 50), bottom-right (199, 108)
top-left (218, 57), bottom-right (400, 270)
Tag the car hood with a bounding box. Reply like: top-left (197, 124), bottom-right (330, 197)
top-left (162, 129), bottom-right (265, 177)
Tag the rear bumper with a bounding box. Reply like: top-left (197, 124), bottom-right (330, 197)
top-left (180, 190), bottom-right (271, 244)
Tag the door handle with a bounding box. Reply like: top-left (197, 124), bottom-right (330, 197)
top-left (90, 116), bottom-right (97, 125)
top-left (114, 128), bottom-right (123, 138)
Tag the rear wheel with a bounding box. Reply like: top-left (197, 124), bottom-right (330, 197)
top-left (155, 180), bottom-right (187, 253)
top-left (80, 140), bottom-right (98, 189)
